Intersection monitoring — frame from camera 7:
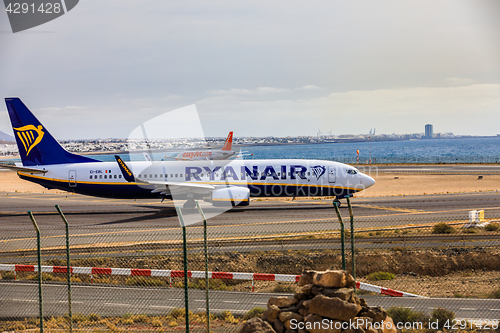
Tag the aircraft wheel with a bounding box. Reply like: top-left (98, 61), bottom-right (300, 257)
top-left (183, 199), bottom-right (196, 209)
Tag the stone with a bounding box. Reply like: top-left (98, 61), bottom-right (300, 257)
top-left (313, 270), bottom-right (355, 288)
top-left (267, 305), bottom-right (281, 322)
top-left (236, 317), bottom-right (276, 333)
top-left (357, 306), bottom-right (387, 323)
top-left (294, 293), bottom-right (309, 301)
top-left (308, 295), bottom-right (361, 321)
top-left (273, 319), bottom-right (285, 333)
top-left (354, 317), bottom-right (374, 330)
top-left (300, 284), bottom-right (314, 294)
top-left (281, 305), bottom-right (300, 313)
top-left (304, 314), bottom-right (342, 333)
top-left (269, 296), bottom-right (298, 308)
top-left (319, 287), bottom-right (355, 301)
top-left (348, 293), bottom-right (361, 305)
top-left (280, 312), bottom-right (304, 330)
top-left (298, 308), bottom-right (308, 316)
top-left (382, 317), bottom-right (397, 333)
top-left (298, 270), bottom-right (315, 286)
top-left (359, 298), bottom-right (367, 307)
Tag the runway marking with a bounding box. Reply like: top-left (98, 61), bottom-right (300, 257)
top-left (460, 308), bottom-right (477, 311)
top-left (104, 303), bottom-right (130, 307)
top-left (150, 305), bottom-right (175, 309)
top-left (222, 301), bottom-right (240, 304)
top-left (355, 204), bottom-right (427, 213)
top-left (490, 309), bottom-right (500, 311)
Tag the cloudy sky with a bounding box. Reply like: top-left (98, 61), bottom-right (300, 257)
top-left (1, 1), bottom-right (500, 139)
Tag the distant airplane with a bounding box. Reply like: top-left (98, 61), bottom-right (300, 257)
top-left (2, 98), bottom-right (375, 208)
top-left (173, 131), bottom-right (237, 161)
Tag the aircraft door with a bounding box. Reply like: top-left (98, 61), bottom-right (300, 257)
top-left (69, 170), bottom-right (77, 187)
top-left (328, 166), bottom-right (336, 183)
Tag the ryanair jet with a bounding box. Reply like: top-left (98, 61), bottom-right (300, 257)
top-left (2, 98), bottom-right (375, 208)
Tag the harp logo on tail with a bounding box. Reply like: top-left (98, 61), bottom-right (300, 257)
top-left (13, 125), bottom-right (45, 156)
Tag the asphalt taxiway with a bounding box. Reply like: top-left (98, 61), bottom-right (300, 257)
top-left (1, 282), bottom-right (498, 320)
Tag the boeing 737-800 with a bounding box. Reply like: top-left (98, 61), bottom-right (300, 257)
top-left (2, 98), bottom-right (375, 207)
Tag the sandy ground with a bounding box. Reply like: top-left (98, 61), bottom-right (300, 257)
top-left (1, 170), bottom-right (498, 197)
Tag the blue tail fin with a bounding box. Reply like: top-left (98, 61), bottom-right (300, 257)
top-left (5, 98), bottom-right (99, 166)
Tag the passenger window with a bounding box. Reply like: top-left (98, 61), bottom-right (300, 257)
top-left (119, 175), bottom-right (122, 178)
top-left (170, 174), bottom-right (173, 178)
top-left (155, 174), bottom-right (157, 178)
top-left (114, 175), bottom-right (117, 179)
top-left (175, 174), bottom-right (178, 177)
top-left (89, 175), bottom-right (92, 179)
top-left (104, 175), bottom-right (107, 179)
top-left (99, 175), bottom-right (102, 179)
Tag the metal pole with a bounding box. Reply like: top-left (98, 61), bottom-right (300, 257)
top-left (195, 201), bottom-right (210, 333)
top-left (28, 211), bottom-right (44, 333)
top-left (55, 205), bottom-right (73, 333)
top-left (333, 202), bottom-right (346, 270)
top-left (175, 206), bottom-right (190, 333)
top-left (346, 196), bottom-right (356, 283)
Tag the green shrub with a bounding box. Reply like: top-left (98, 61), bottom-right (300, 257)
top-left (490, 288), bottom-right (500, 299)
top-left (387, 306), bottom-right (429, 327)
top-left (28, 273), bottom-right (53, 281)
top-left (432, 223), bottom-right (454, 234)
top-left (271, 283), bottom-right (296, 293)
top-left (366, 271), bottom-right (395, 281)
top-left (87, 313), bottom-right (101, 322)
top-left (431, 307), bottom-right (455, 330)
top-left (1, 271), bottom-right (16, 280)
top-left (485, 223), bottom-right (499, 231)
top-left (243, 307), bottom-right (265, 320)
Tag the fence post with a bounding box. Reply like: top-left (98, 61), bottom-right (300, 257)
top-left (175, 206), bottom-right (190, 333)
top-left (195, 201), bottom-right (210, 333)
top-left (55, 205), bottom-right (73, 333)
top-left (28, 211), bottom-right (44, 333)
top-left (333, 202), bottom-right (346, 270)
top-left (346, 196), bottom-right (356, 283)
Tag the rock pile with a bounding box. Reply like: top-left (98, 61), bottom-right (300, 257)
top-left (237, 269), bottom-right (397, 333)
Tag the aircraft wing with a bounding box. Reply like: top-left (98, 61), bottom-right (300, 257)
top-left (114, 155), bottom-right (215, 196)
top-left (0, 164), bottom-right (48, 173)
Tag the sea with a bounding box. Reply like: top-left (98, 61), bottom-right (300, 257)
top-left (4, 137), bottom-right (500, 164)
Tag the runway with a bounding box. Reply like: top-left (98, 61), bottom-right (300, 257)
top-left (0, 191), bottom-right (499, 255)
top-left (1, 281), bottom-right (498, 320)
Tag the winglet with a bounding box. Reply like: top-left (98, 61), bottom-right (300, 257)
top-left (114, 155), bottom-right (135, 182)
top-left (221, 131), bottom-right (233, 151)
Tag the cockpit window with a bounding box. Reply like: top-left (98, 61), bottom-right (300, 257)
top-left (347, 169), bottom-right (358, 175)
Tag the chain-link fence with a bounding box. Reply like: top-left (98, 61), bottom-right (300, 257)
top-left (1, 197), bottom-right (499, 332)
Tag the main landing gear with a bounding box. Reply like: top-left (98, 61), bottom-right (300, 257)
top-left (333, 197), bottom-right (342, 208)
top-left (183, 198), bottom-right (196, 209)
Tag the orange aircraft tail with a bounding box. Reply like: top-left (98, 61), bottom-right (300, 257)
top-left (221, 131), bottom-right (233, 151)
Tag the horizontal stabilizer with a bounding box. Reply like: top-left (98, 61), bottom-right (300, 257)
top-left (0, 164), bottom-right (48, 173)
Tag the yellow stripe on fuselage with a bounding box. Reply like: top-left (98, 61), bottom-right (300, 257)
top-left (18, 172), bottom-right (362, 191)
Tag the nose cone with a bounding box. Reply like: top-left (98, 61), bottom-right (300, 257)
top-left (362, 174), bottom-right (375, 188)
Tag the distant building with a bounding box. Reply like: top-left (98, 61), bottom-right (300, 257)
top-left (425, 124), bottom-right (433, 138)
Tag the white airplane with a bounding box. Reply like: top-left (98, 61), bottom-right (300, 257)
top-left (173, 131), bottom-right (236, 161)
top-left (2, 98), bottom-right (375, 208)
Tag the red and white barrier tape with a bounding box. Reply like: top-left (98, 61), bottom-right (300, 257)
top-left (356, 281), bottom-right (422, 298)
top-left (0, 264), bottom-right (422, 297)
